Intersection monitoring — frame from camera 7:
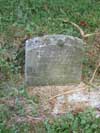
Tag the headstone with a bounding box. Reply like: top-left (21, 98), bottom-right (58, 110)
top-left (25, 35), bottom-right (84, 86)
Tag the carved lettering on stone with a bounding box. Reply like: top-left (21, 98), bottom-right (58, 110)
top-left (25, 35), bottom-right (84, 86)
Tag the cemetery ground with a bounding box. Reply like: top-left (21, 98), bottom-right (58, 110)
top-left (0, 0), bottom-right (100, 132)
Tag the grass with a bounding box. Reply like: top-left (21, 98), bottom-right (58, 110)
top-left (0, 0), bottom-right (100, 36)
top-left (45, 109), bottom-right (100, 133)
top-left (0, 0), bottom-right (100, 132)
top-left (0, 104), bottom-right (100, 133)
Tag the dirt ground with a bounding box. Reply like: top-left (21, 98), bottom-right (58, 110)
top-left (27, 82), bottom-right (100, 116)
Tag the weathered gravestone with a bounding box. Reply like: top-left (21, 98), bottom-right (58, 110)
top-left (25, 35), bottom-right (84, 86)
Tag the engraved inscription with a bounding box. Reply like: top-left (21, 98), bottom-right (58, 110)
top-left (25, 35), bottom-right (84, 86)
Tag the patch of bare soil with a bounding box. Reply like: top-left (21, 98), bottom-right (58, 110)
top-left (0, 96), bottom-right (46, 127)
top-left (27, 82), bottom-right (100, 116)
top-left (0, 83), bottom-right (100, 130)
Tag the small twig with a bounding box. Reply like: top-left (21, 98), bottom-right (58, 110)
top-left (84, 32), bottom-right (100, 37)
top-left (49, 87), bottom-right (85, 101)
top-left (84, 81), bottom-right (99, 90)
top-left (89, 62), bottom-right (100, 83)
top-left (63, 19), bottom-right (100, 39)
top-left (63, 20), bottom-right (85, 39)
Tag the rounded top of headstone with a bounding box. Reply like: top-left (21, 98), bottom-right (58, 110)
top-left (26, 35), bottom-right (84, 51)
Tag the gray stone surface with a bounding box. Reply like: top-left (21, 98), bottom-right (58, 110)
top-left (25, 35), bottom-right (84, 86)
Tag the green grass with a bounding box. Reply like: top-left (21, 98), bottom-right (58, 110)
top-left (0, 0), bottom-right (100, 36)
top-left (45, 109), bottom-right (100, 133)
top-left (0, 105), bottom-right (100, 133)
